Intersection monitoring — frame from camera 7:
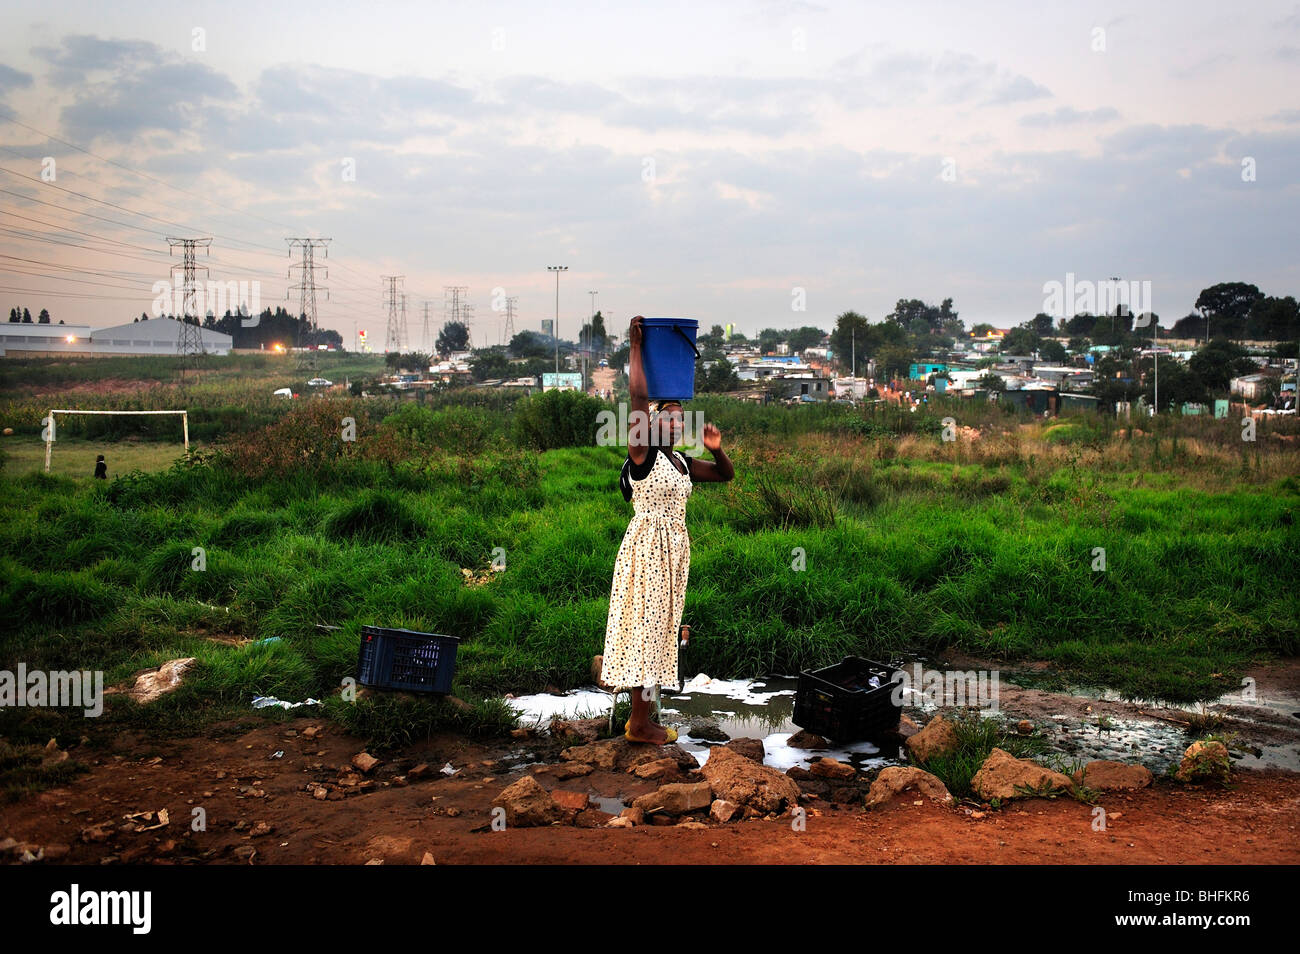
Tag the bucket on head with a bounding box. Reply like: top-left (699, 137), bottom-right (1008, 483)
top-left (641, 317), bottom-right (700, 401)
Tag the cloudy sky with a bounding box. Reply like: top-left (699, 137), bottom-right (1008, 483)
top-left (1, 0), bottom-right (1297, 347)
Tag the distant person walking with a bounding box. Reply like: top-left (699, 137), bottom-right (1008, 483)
top-left (93, 454), bottom-right (107, 479)
top-left (600, 315), bottom-right (735, 744)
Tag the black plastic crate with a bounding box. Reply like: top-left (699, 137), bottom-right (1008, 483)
top-left (792, 656), bottom-right (902, 741)
top-left (355, 625), bottom-right (460, 694)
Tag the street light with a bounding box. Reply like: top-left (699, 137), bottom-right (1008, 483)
top-left (587, 290), bottom-right (598, 392)
top-left (547, 265), bottom-right (567, 381)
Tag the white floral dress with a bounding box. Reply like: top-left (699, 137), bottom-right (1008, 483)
top-left (600, 446), bottom-right (693, 689)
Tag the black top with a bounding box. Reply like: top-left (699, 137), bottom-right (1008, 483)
top-left (628, 445), bottom-right (691, 479)
top-left (620, 446), bottom-right (693, 501)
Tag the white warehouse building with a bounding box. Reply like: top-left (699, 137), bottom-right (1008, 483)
top-left (0, 317), bottom-right (232, 358)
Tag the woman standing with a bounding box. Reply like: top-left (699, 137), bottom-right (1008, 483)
top-left (600, 315), bottom-right (735, 744)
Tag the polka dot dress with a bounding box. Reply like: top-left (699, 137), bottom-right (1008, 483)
top-left (600, 446), bottom-right (693, 689)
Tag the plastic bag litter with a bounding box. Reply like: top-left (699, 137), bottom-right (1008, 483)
top-left (440, 762), bottom-right (458, 776)
top-left (251, 696), bottom-right (322, 709)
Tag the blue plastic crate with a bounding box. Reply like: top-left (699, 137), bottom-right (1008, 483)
top-left (356, 625), bottom-right (460, 694)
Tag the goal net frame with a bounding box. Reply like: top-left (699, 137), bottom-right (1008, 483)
top-left (43, 409), bottom-right (189, 473)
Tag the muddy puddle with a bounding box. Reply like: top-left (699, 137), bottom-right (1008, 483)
top-left (503, 655), bottom-right (1300, 779)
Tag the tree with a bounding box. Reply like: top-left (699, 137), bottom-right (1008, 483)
top-left (1188, 339), bottom-right (1257, 393)
top-left (1001, 325), bottom-right (1041, 355)
top-left (21, 308), bottom-right (32, 323)
top-left (470, 348), bottom-right (513, 381)
top-left (1040, 339), bottom-right (1068, 363)
top-left (7, 308), bottom-right (17, 323)
top-left (829, 311), bottom-right (871, 375)
top-left (1029, 312), bottom-right (1055, 336)
top-left (1247, 295), bottom-right (1300, 340)
top-left (697, 356), bottom-right (741, 393)
top-left (1195, 282), bottom-right (1264, 339)
top-left (435, 321), bottom-right (470, 357)
top-left (38, 309), bottom-right (50, 324)
top-left (970, 322), bottom-right (995, 337)
top-left (509, 330), bottom-right (552, 359)
top-left (1064, 313), bottom-right (1096, 336)
top-left (977, 370), bottom-right (1006, 391)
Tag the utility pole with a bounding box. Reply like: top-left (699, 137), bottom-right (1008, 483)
top-left (287, 238), bottom-right (330, 372)
top-left (547, 265), bottom-right (567, 382)
top-left (422, 301), bottom-right (431, 355)
top-left (400, 293), bottom-right (409, 357)
top-left (444, 286), bottom-right (470, 357)
top-left (382, 275), bottom-right (404, 353)
top-left (503, 296), bottom-right (517, 347)
top-left (166, 237), bottom-right (212, 368)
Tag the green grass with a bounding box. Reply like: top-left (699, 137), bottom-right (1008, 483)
top-left (0, 389), bottom-right (1296, 769)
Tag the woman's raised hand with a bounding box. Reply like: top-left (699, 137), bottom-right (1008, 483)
top-left (629, 315), bottom-right (644, 347)
top-left (702, 422), bottom-right (722, 452)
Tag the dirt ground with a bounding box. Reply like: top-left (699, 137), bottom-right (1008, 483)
top-left (4, 710), bottom-right (1298, 865)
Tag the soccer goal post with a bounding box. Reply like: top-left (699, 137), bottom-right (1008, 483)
top-left (43, 409), bottom-right (189, 473)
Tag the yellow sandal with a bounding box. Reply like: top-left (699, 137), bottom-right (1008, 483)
top-left (624, 723), bottom-right (678, 744)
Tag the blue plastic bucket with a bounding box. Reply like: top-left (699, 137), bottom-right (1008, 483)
top-left (641, 317), bottom-right (700, 400)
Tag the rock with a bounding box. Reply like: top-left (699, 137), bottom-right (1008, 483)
top-left (1175, 741), bottom-right (1232, 784)
top-left (301, 725), bottom-right (323, 739)
top-left (249, 821), bottom-right (273, 837)
top-left (124, 658), bottom-right (197, 704)
top-left (351, 752), bottom-right (380, 774)
top-left (491, 776), bottom-right (566, 827)
top-left (710, 799), bottom-right (741, 823)
top-left (575, 809), bottom-right (614, 828)
top-left (560, 740), bottom-right (620, 771)
top-left (511, 727), bottom-right (538, 739)
top-left (796, 777), bottom-right (830, 797)
top-left (606, 817), bottom-right (634, 828)
top-left (550, 789), bottom-right (592, 812)
top-left (788, 729), bottom-right (830, 749)
top-left (785, 766), bottom-right (812, 781)
top-left (970, 748), bottom-right (1075, 800)
top-left (699, 746), bottom-right (802, 814)
top-left (809, 757), bottom-right (856, 780)
top-left (421, 852), bottom-right (436, 865)
top-left (42, 843), bottom-right (71, 860)
top-left (549, 718), bottom-right (605, 744)
top-left (1016, 720), bottom-right (1034, 735)
top-left (649, 813), bottom-right (676, 826)
top-left (864, 767), bottom-right (954, 808)
top-left (632, 781), bottom-right (714, 816)
top-left (897, 714), bottom-right (920, 739)
top-left (1073, 760), bottom-right (1153, 791)
top-left (905, 714), bottom-right (958, 764)
top-left (632, 757), bottom-right (680, 780)
top-left (407, 763), bottom-right (430, 779)
top-left (562, 737), bottom-right (697, 774)
top-left (722, 738), bottom-right (765, 763)
top-left (42, 739), bottom-right (69, 765)
top-left (553, 762), bottom-right (595, 780)
top-left (620, 806), bottom-right (645, 825)
top-left (830, 786), bottom-right (861, 804)
top-left (687, 719), bottom-right (730, 742)
top-left (676, 821), bottom-right (708, 829)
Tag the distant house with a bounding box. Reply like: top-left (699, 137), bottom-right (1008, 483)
top-left (771, 373), bottom-right (831, 402)
top-left (1230, 372), bottom-right (1277, 401)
